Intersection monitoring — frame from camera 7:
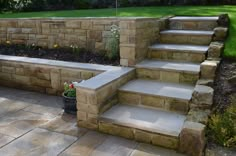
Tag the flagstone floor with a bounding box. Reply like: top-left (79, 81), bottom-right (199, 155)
top-left (0, 86), bottom-right (185, 156)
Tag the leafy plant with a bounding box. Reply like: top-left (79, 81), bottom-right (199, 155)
top-left (208, 104), bottom-right (236, 148)
top-left (105, 24), bottom-right (120, 60)
top-left (64, 82), bottom-right (76, 98)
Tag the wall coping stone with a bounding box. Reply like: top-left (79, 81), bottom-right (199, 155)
top-left (77, 67), bottom-right (134, 91)
top-left (0, 55), bottom-right (120, 72)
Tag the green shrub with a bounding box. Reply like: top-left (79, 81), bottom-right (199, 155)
top-left (73, 0), bottom-right (90, 9)
top-left (208, 104), bottom-right (236, 148)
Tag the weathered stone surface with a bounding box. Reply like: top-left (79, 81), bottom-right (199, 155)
top-left (179, 121), bottom-right (206, 156)
top-left (187, 109), bottom-right (211, 125)
top-left (201, 60), bottom-right (219, 79)
top-left (197, 79), bottom-right (214, 87)
top-left (213, 27), bottom-right (228, 41)
top-left (0, 134), bottom-right (15, 148)
top-left (0, 128), bottom-right (77, 155)
top-left (192, 85), bottom-right (214, 108)
top-left (134, 130), bottom-right (152, 144)
top-left (208, 42), bottom-right (224, 59)
top-left (152, 133), bottom-right (178, 149)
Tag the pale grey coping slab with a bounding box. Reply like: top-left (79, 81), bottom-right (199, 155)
top-left (149, 43), bottom-right (209, 53)
top-left (136, 59), bottom-right (200, 74)
top-left (76, 68), bottom-right (134, 90)
top-left (160, 30), bottom-right (214, 35)
top-left (170, 16), bottom-right (219, 21)
top-left (0, 55), bottom-right (119, 72)
top-left (100, 104), bottom-right (186, 137)
top-left (119, 79), bottom-right (194, 100)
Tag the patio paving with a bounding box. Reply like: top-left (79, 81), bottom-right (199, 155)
top-left (0, 86), bottom-right (185, 156)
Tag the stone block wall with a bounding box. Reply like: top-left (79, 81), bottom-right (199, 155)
top-left (0, 56), bottom-right (101, 95)
top-left (0, 18), bottom-right (119, 50)
top-left (0, 17), bottom-right (166, 67)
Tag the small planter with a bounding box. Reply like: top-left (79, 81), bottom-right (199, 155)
top-left (62, 92), bottom-right (77, 115)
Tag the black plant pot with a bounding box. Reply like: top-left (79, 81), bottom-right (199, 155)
top-left (62, 93), bottom-right (77, 115)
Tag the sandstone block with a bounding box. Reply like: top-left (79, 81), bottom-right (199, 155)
top-left (77, 111), bottom-right (87, 121)
top-left (179, 121), bottom-right (206, 156)
top-left (196, 79), bottom-right (214, 88)
top-left (134, 129), bottom-right (152, 143)
top-left (192, 85), bottom-right (214, 109)
top-left (2, 66), bottom-right (15, 73)
top-left (16, 68), bottom-right (25, 75)
top-left (200, 60), bottom-right (219, 79)
top-left (31, 77), bottom-right (51, 88)
top-left (50, 69), bottom-right (61, 90)
top-left (187, 109), bottom-right (211, 125)
top-left (99, 122), bottom-right (134, 139)
top-left (152, 133), bottom-right (178, 149)
top-left (213, 27), bottom-right (228, 41)
top-left (208, 42), bottom-right (224, 59)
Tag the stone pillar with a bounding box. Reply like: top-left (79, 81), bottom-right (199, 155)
top-left (119, 18), bottom-right (167, 66)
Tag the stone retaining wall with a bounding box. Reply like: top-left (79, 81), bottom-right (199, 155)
top-left (0, 17), bottom-right (167, 67)
top-left (0, 55), bottom-right (121, 95)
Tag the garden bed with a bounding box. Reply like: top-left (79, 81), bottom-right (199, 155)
top-left (0, 44), bottom-right (120, 66)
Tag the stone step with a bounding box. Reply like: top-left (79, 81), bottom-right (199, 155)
top-left (136, 59), bottom-right (200, 84)
top-left (160, 30), bottom-right (214, 45)
top-left (149, 43), bottom-right (208, 63)
top-left (99, 104), bottom-right (186, 149)
top-left (169, 16), bottom-right (219, 30)
top-left (118, 79), bottom-right (195, 114)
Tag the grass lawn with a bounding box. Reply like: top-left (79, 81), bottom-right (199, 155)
top-left (0, 5), bottom-right (235, 58)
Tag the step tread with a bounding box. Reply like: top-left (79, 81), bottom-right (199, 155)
top-left (160, 30), bottom-right (214, 35)
top-left (136, 59), bottom-right (200, 73)
top-left (119, 79), bottom-right (194, 100)
top-left (149, 43), bottom-right (209, 53)
top-left (170, 16), bottom-right (219, 21)
top-left (100, 104), bottom-right (186, 137)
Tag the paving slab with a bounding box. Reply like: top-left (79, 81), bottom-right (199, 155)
top-left (40, 113), bottom-right (88, 137)
top-left (59, 131), bottom-right (108, 156)
top-left (0, 110), bottom-right (53, 138)
top-left (60, 131), bottom-right (138, 156)
top-left (100, 104), bottom-right (186, 137)
top-left (136, 59), bottom-right (200, 73)
top-left (0, 128), bottom-right (77, 156)
top-left (131, 143), bottom-right (186, 156)
top-left (0, 133), bottom-right (15, 148)
top-left (0, 98), bottom-right (30, 117)
top-left (119, 79), bottom-right (194, 100)
top-left (149, 44), bottom-right (209, 53)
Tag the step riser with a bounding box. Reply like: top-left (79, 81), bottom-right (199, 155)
top-left (149, 49), bottom-right (206, 63)
top-left (160, 34), bottom-right (212, 45)
top-left (136, 68), bottom-right (199, 84)
top-left (169, 21), bottom-right (218, 30)
top-left (98, 121), bottom-right (179, 150)
top-left (118, 91), bottom-right (189, 114)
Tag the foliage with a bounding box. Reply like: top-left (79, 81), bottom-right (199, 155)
top-left (208, 104), bottom-right (236, 148)
top-left (64, 82), bottom-right (76, 98)
top-left (105, 25), bottom-right (120, 60)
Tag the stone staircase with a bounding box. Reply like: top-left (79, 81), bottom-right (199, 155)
top-left (98, 16), bottom-right (220, 154)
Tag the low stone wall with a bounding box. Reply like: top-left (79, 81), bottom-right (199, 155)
top-left (0, 55), bottom-right (124, 95)
top-left (0, 17), bottom-right (168, 67)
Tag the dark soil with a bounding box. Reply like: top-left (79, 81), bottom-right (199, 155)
top-left (0, 44), bottom-right (120, 66)
top-left (213, 58), bottom-right (236, 113)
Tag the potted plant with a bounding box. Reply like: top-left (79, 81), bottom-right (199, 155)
top-left (63, 82), bottom-right (77, 114)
